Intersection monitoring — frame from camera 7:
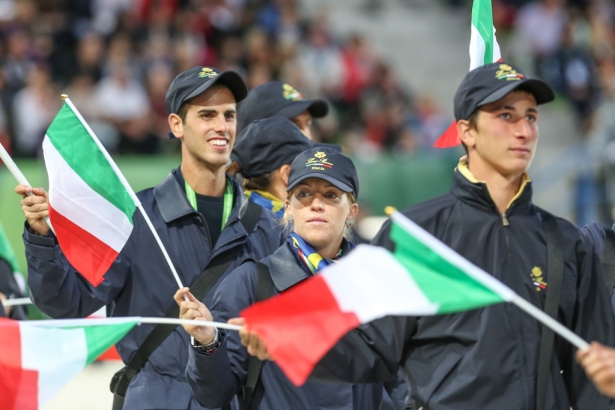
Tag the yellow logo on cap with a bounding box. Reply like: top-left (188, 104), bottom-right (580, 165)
top-left (531, 266), bottom-right (547, 292)
top-left (305, 152), bottom-right (333, 171)
top-left (495, 64), bottom-right (525, 81)
top-left (283, 84), bottom-right (303, 101)
top-left (198, 68), bottom-right (218, 79)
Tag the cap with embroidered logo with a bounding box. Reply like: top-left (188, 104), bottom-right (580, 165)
top-left (287, 147), bottom-right (359, 199)
top-left (231, 117), bottom-right (314, 178)
top-left (454, 62), bottom-right (555, 121)
top-left (237, 81), bottom-right (329, 132)
top-left (165, 66), bottom-right (247, 116)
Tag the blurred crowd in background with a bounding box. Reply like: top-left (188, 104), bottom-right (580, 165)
top-left (0, 0), bottom-right (453, 159)
top-left (5, 0), bottom-right (615, 223)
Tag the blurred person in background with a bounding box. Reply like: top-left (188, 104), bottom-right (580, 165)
top-left (11, 63), bottom-right (57, 157)
top-left (514, 0), bottom-right (567, 75)
top-left (94, 61), bottom-right (157, 154)
top-left (298, 19), bottom-right (344, 102)
top-left (237, 81), bottom-right (329, 140)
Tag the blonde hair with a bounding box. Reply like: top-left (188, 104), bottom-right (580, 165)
top-left (282, 189), bottom-right (358, 241)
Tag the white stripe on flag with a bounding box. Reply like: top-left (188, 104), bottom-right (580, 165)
top-left (322, 245), bottom-right (439, 323)
top-left (20, 324), bottom-right (87, 407)
top-left (469, 24), bottom-right (486, 71)
top-left (43, 137), bottom-right (133, 252)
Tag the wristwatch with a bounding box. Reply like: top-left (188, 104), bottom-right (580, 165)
top-left (191, 328), bottom-right (220, 354)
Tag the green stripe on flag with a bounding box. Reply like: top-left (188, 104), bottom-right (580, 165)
top-left (82, 321), bottom-right (136, 364)
top-left (390, 221), bottom-right (505, 314)
top-left (46, 104), bottom-right (135, 222)
top-left (472, 0), bottom-right (494, 66)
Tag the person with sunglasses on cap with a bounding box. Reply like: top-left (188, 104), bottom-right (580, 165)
top-left (237, 81), bottom-right (328, 140)
top-left (14, 66), bottom-right (284, 410)
top-left (172, 147), bottom-right (401, 410)
top-left (227, 117), bottom-right (314, 219)
top-left (235, 63), bottom-right (615, 409)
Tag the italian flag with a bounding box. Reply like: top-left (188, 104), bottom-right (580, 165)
top-left (433, 0), bottom-right (502, 148)
top-left (241, 212), bottom-right (515, 386)
top-left (0, 317), bottom-right (137, 410)
top-left (43, 101), bottom-right (139, 286)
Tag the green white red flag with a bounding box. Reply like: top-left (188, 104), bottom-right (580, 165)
top-left (43, 102), bottom-right (139, 286)
top-left (434, 0), bottom-right (502, 148)
top-left (0, 317), bottom-right (137, 410)
top-left (241, 212), bottom-right (515, 386)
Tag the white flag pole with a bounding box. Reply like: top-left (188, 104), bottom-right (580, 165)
top-left (23, 316), bottom-right (242, 332)
top-left (0, 143), bottom-right (55, 235)
top-left (1, 297), bottom-right (31, 307)
top-left (60, 95), bottom-right (185, 290)
top-left (391, 212), bottom-right (589, 350)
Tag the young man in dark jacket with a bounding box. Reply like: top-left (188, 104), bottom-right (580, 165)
top-left (240, 63), bottom-right (615, 409)
top-left (14, 67), bottom-right (284, 409)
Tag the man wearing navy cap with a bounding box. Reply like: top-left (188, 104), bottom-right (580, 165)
top-left (237, 81), bottom-right (328, 140)
top-left (15, 66), bottom-right (284, 409)
top-left (241, 63), bottom-right (615, 409)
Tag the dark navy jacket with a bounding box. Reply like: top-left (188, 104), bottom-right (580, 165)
top-left (24, 170), bottom-right (284, 410)
top-left (310, 167), bottom-right (615, 410)
top-left (186, 241), bottom-right (387, 410)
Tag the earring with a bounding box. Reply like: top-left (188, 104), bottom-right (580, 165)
top-left (345, 218), bottom-right (352, 227)
top-left (288, 215), bottom-right (294, 224)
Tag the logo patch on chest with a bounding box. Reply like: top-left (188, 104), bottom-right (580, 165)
top-left (531, 266), bottom-right (547, 292)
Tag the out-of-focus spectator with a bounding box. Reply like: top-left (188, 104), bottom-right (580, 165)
top-left (94, 62), bottom-right (156, 154)
top-left (11, 64), bottom-right (57, 157)
top-left (514, 0), bottom-right (567, 64)
top-left (0, 0), bottom-right (450, 159)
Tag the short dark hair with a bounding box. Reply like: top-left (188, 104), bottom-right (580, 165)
top-left (177, 102), bottom-right (189, 124)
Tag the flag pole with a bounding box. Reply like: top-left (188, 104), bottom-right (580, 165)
top-left (511, 295), bottom-right (588, 349)
top-left (60, 95), bottom-right (185, 290)
top-left (1, 297), bottom-right (31, 307)
top-left (0, 143), bottom-right (55, 235)
top-left (391, 212), bottom-right (589, 350)
top-left (23, 316), bottom-right (242, 331)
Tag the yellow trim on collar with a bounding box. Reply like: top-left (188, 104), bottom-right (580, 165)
top-left (457, 161), bottom-right (531, 211)
top-left (244, 189), bottom-right (285, 212)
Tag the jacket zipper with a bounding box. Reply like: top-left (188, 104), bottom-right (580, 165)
top-left (501, 213), bottom-right (509, 227)
top-left (197, 212), bottom-right (213, 248)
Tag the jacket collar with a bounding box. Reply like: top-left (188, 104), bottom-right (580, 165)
top-left (265, 238), bottom-right (353, 292)
top-left (153, 168), bottom-right (250, 224)
top-left (451, 161), bottom-right (533, 214)
top-left (265, 243), bottom-right (311, 292)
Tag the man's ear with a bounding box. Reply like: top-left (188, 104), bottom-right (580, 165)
top-left (458, 119), bottom-right (476, 149)
top-left (168, 114), bottom-right (184, 139)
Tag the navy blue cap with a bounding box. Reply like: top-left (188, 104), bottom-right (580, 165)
top-left (287, 147), bottom-right (359, 199)
top-left (454, 62), bottom-right (555, 121)
top-left (237, 81), bottom-right (328, 132)
top-left (165, 66), bottom-right (247, 115)
top-left (231, 117), bottom-right (314, 178)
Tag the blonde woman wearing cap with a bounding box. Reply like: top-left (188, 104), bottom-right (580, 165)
top-left (227, 117), bottom-right (314, 219)
top-left (174, 148), bottom-right (397, 410)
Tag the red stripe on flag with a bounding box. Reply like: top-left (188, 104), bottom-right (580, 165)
top-left (49, 206), bottom-right (118, 286)
top-left (0, 318), bottom-right (38, 410)
top-left (241, 275), bottom-right (360, 386)
top-left (433, 121), bottom-right (460, 148)
top-left (97, 346), bottom-right (122, 361)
